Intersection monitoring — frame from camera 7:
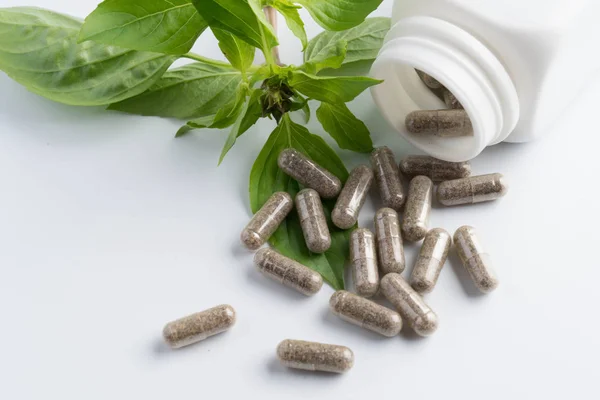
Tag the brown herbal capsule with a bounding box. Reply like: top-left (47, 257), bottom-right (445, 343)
top-left (276, 339), bottom-right (354, 373)
top-left (405, 109), bottom-right (473, 137)
top-left (350, 228), bottom-right (379, 297)
top-left (254, 248), bottom-right (323, 296)
top-left (437, 173), bottom-right (508, 206)
top-left (399, 155), bottom-right (471, 182)
top-left (443, 90), bottom-right (463, 109)
top-left (332, 165), bottom-right (373, 229)
top-left (370, 147), bottom-right (405, 210)
top-left (374, 208), bottom-right (405, 275)
top-left (330, 290), bottom-right (402, 337)
top-left (402, 176), bottom-right (433, 242)
top-left (410, 228), bottom-right (452, 294)
top-left (380, 273), bottom-right (438, 336)
top-left (241, 192), bottom-right (293, 250)
top-left (162, 305), bottom-right (236, 349)
top-left (295, 189), bottom-right (331, 254)
top-left (278, 148), bottom-right (342, 199)
top-left (454, 226), bottom-right (499, 293)
top-left (416, 69), bottom-right (443, 90)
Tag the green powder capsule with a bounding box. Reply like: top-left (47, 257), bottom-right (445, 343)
top-left (276, 339), bottom-right (354, 373)
top-left (163, 305), bottom-right (236, 349)
top-left (295, 189), bottom-right (331, 254)
top-left (330, 290), bottom-right (402, 337)
top-left (380, 273), bottom-right (438, 337)
top-left (454, 226), bottom-right (499, 293)
top-left (254, 248), bottom-right (323, 296)
top-left (410, 228), bottom-right (452, 294)
top-left (278, 148), bottom-right (342, 199)
top-left (402, 176), bottom-right (433, 242)
top-left (241, 192), bottom-right (293, 250)
top-left (406, 109), bottom-right (473, 137)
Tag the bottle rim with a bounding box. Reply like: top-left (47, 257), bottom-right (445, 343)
top-left (370, 16), bottom-right (520, 161)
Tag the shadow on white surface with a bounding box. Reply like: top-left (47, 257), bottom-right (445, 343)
top-left (266, 357), bottom-right (347, 380)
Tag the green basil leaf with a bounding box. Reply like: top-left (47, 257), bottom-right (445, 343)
top-left (212, 28), bottom-right (255, 72)
top-left (295, 0), bottom-right (382, 31)
top-left (211, 83), bottom-right (249, 128)
top-left (219, 88), bottom-right (263, 163)
top-left (175, 114), bottom-right (217, 137)
top-left (0, 7), bottom-right (176, 106)
top-left (303, 40), bottom-right (346, 74)
top-left (109, 61), bottom-right (242, 119)
top-left (192, 0), bottom-right (277, 50)
top-left (249, 114), bottom-right (350, 289)
top-left (316, 102), bottom-right (373, 152)
top-left (268, 0), bottom-right (307, 49)
top-left (79, 0), bottom-right (207, 55)
top-left (304, 17), bottom-right (390, 72)
top-left (288, 71), bottom-right (381, 103)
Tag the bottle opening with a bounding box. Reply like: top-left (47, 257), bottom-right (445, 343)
top-left (370, 16), bottom-right (519, 162)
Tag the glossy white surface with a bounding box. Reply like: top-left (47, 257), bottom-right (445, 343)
top-left (0, 1), bottom-right (598, 399)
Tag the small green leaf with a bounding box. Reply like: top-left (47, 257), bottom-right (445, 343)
top-left (0, 7), bottom-right (176, 106)
top-left (109, 61), bottom-right (242, 119)
top-left (250, 114), bottom-right (350, 289)
top-left (304, 17), bottom-right (390, 72)
top-left (316, 102), bottom-right (373, 152)
top-left (303, 40), bottom-right (346, 74)
top-left (219, 89), bottom-right (263, 163)
top-left (296, 0), bottom-right (382, 31)
top-left (211, 84), bottom-right (249, 129)
top-left (79, 0), bottom-right (207, 55)
top-left (213, 28), bottom-right (255, 72)
top-left (192, 0), bottom-right (277, 50)
top-left (288, 71), bottom-right (381, 104)
top-left (269, 0), bottom-right (307, 49)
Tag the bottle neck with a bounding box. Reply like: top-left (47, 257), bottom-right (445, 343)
top-left (370, 16), bottom-right (519, 162)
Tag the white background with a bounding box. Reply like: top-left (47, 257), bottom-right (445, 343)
top-left (1, 1), bottom-right (599, 399)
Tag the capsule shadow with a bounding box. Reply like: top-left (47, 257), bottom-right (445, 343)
top-left (320, 307), bottom-right (389, 342)
top-left (447, 250), bottom-right (486, 298)
top-left (266, 357), bottom-right (347, 378)
top-left (245, 267), bottom-right (311, 300)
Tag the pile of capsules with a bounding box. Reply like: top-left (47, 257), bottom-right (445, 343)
top-left (161, 145), bottom-right (507, 374)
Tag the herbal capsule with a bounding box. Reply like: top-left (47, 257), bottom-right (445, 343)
top-left (295, 189), bottom-right (331, 253)
top-left (278, 148), bottom-right (342, 199)
top-left (374, 208), bottom-right (405, 275)
top-left (410, 228), bottom-right (452, 294)
top-left (162, 305), bottom-right (236, 349)
top-left (402, 176), bottom-right (433, 242)
top-left (416, 69), bottom-right (443, 90)
top-left (399, 155), bottom-right (471, 182)
top-left (332, 165), bottom-right (374, 229)
top-left (405, 109), bottom-right (473, 137)
top-left (241, 192), bottom-right (293, 250)
top-left (371, 147), bottom-right (405, 210)
top-left (277, 339), bottom-right (354, 373)
top-left (443, 90), bottom-right (463, 109)
top-left (380, 273), bottom-right (438, 336)
top-left (330, 290), bottom-right (402, 337)
top-left (350, 228), bottom-right (379, 297)
top-left (254, 248), bottom-right (323, 296)
top-left (454, 226), bottom-right (499, 293)
top-left (437, 173), bottom-right (508, 206)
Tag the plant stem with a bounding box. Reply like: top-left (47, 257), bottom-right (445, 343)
top-left (263, 6), bottom-right (282, 66)
top-left (183, 52), bottom-right (259, 72)
top-left (182, 53), bottom-right (231, 67)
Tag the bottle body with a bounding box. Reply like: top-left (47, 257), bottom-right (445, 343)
top-left (371, 0), bottom-right (600, 161)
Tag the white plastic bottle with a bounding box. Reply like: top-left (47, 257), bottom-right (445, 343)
top-left (370, 0), bottom-right (600, 161)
